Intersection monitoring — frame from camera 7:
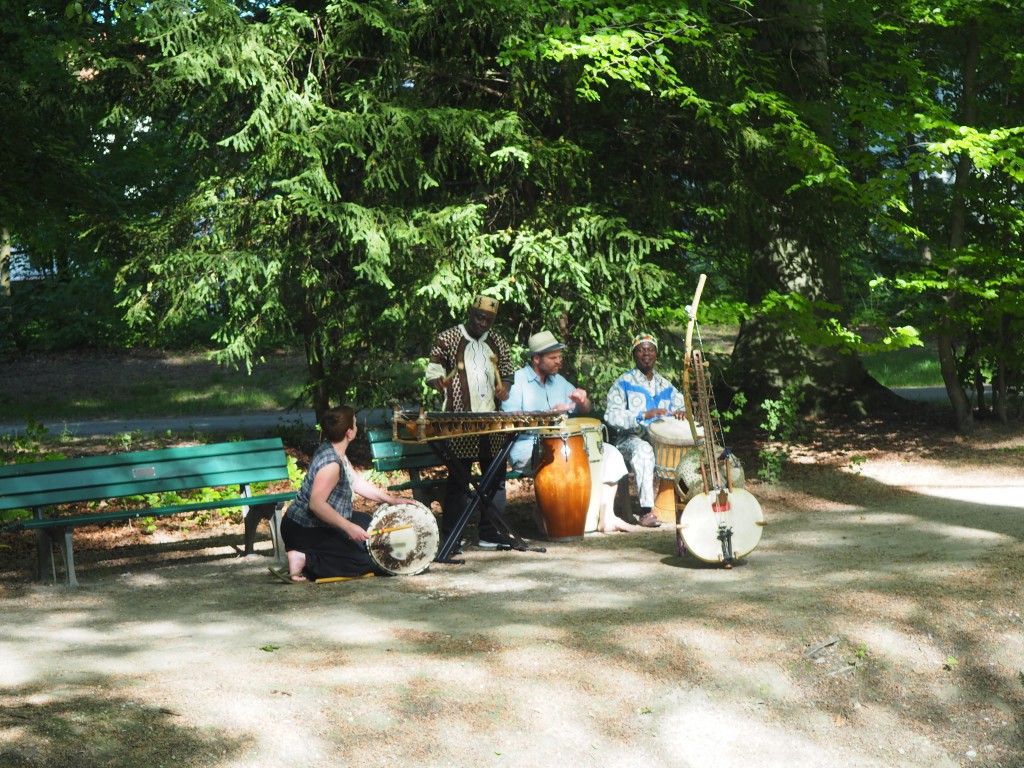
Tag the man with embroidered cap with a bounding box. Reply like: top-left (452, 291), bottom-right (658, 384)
top-left (603, 332), bottom-right (687, 528)
top-left (426, 293), bottom-right (515, 549)
top-left (502, 330), bottom-right (638, 533)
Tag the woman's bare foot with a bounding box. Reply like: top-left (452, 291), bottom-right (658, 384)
top-left (286, 550), bottom-right (307, 580)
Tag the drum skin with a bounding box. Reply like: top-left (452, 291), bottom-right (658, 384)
top-left (533, 432), bottom-right (591, 541)
top-left (677, 488), bottom-right (763, 563)
top-left (367, 502), bottom-right (439, 575)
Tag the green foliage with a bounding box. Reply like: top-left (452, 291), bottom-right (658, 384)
top-left (5, 0), bottom-right (1024, 428)
top-left (1, 420), bottom-right (66, 465)
top-left (847, 455), bottom-right (867, 475)
top-left (757, 383), bottom-right (805, 484)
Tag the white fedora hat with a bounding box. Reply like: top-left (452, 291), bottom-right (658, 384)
top-left (526, 330), bottom-right (565, 356)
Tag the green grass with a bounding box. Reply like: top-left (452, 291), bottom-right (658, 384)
top-left (0, 339), bottom-right (945, 430)
top-left (0, 350), bottom-right (308, 423)
top-left (862, 344), bottom-right (943, 388)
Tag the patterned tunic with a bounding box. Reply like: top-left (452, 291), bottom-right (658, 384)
top-left (426, 324), bottom-right (515, 457)
top-left (604, 368), bottom-right (687, 508)
top-left (427, 324), bottom-right (514, 412)
top-left (604, 368), bottom-right (687, 438)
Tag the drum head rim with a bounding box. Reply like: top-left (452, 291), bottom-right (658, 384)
top-left (367, 502), bottom-right (439, 576)
top-left (565, 417), bottom-right (603, 429)
top-left (648, 419), bottom-right (697, 446)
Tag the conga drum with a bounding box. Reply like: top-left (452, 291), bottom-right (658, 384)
top-left (366, 502), bottom-right (439, 575)
top-left (565, 417), bottom-right (606, 533)
top-left (647, 418), bottom-right (698, 523)
top-left (533, 424), bottom-right (591, 541)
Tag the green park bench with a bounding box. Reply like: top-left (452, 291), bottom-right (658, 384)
top-left (366, 427), bottom-right (522, 507)
top-left (0, 438), bottom-right (296, 587)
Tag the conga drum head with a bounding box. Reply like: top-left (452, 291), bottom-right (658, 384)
top-left (367, 502), bottom-right (439, 576)
top-left (565, 416), bottom-right (603, 431)
top-left (678, 489), bottom-right (764, 563)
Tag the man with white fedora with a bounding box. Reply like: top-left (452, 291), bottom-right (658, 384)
top-left (502, 330), bottom-right (638, 533)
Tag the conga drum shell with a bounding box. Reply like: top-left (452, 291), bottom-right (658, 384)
top-left (367, 502), bottom-right (439, 575)
top-left (533, 431), bottom-right (591, 541)
top-left (565, 417), bottom-right (605, 533)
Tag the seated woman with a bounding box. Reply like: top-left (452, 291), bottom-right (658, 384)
top-left (271, 405), bottom-right (406, 583)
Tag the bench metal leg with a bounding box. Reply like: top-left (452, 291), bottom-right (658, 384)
top-left (34, 527), bottom-right (79, 588)
top-left (243, 501), bottom-right (286, 563)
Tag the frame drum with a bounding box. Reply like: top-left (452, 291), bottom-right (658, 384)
top-left (533, 425), bottom-right (590, 541)
top-left (366, 502), bottom-right (439, 575)
top-left (564, 417), bottom-right (605, 533)
top-left (677, 488), bottom-right (764, 563)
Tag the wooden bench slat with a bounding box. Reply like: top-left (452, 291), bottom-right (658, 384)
top-left (5, 491), bottom-right (297, 531)
top-left (1, 467), bottom-right (292, 511)
top-left (0, 438), bottom-right (285, 478)
top-left (367, 442), bottom-right (435, 459)
top-left (371, 455), bottom-right (446, 473)
top-left (0, 439), bottom-right (290, 512)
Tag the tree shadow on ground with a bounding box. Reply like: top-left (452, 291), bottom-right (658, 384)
top-left (0, 680), bottom-right (245, 768)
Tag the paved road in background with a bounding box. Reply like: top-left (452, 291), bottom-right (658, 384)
top-left (0, 389), bottom-right (954, 438)
top-left (0, 407), bottom-right (397, 439)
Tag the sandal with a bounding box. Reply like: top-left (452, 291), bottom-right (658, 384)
top-left (637, 512), bottom-right (661, 528)
top-left (268, 565), bottom-right (307, 584)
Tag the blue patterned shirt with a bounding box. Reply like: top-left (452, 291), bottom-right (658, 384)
top-left (604, 368), bottom-right (686, 439)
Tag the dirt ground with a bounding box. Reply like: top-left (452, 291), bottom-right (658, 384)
top-left (2, 388), bottom-right (1024, 767)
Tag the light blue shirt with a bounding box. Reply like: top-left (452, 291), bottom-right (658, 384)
top-left (501, 365), bottom-right (580, 470)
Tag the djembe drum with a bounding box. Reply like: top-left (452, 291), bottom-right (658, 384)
top-left (647, 418), bottom-right (697, 523)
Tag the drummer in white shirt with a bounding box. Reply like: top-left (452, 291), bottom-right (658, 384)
top-left (603, 333), bottom-right (688, 528)
top-left (502, 330), bottom-right (639, 534)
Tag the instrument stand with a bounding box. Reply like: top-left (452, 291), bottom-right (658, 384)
top-left (717, 525), bottom-right (735, 567)
top-left (430, 435), bottom-right (546, 563)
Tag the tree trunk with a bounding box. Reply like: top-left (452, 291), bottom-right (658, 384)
top-left (730, 227), bottom-right (882, 416)
top-left (0, 227), bottom-right (11, 354)
top-left (299, 300), bottom-right (330, 423)
top-left (939, 20), bottom-right (981, 433)
top-left (730, 2), bottom-right (886, 416)
top-left (0, 227), bottom-right (10, 299)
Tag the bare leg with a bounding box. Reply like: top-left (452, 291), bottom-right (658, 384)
top-left (598, 483), bottom-right (640, 533)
